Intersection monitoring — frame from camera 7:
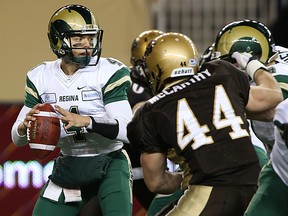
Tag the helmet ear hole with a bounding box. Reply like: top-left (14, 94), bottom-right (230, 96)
top-left (58, 49), bottom-right (66, 56)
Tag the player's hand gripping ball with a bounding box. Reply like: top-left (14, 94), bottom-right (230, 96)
top-left (27, 103), bottom-right (60, 159)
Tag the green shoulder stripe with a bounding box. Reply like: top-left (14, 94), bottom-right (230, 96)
top-left (103, 67), bottom-right (131, 105)
top-left (24, 76), bottom-right (41, 108)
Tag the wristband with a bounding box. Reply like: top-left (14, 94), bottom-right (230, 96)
top-left (86, 116), bottom-right (119, 139)
top-left (246, 60), bottom-right (268, 80)
top-left (86, 117), bottom-right (93, 129)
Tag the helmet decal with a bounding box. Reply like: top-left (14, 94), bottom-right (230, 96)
top-left (214, 19), bottom-right (276, 63)
top-left (230, 36), bottom-right (262, 57)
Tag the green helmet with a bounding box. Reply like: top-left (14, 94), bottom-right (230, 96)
top-left (47, 4), bottom-right (103, 66)
top-left (214, 19), bottom-right (277, 64)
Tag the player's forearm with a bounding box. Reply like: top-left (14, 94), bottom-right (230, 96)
top-left (247, 69), bottom-right (283, 118)
top-left (87, 115), bottom-right (131, 143)
top-left (254, 70), bottom-right (283, 111)
top-left (87, 116), bottom-right (119, 139)
top-left (104, 100), bottom-right (133, 143)
top-left (145, 171), bottom-right (183, 194)
top-left (11, 121), bottom-right (28, 147)
top-left (11, 106), bottom-right (31, 146)
top-left (86, 103), bottom-right (132, 142)
top-left (254, 68), bottom-right (282, 93)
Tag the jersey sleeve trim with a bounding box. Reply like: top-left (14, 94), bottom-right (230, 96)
top-left (103, 67), bottom-right (131, 105)
top-left (104, 75), bottom-right (131, 95)
top-left (24, 76), bottom-right (41, 108)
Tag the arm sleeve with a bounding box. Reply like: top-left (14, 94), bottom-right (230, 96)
top-left (88, 100), bottom-right (132, 143)
top-left (11, 105), bottom-right (30, 147)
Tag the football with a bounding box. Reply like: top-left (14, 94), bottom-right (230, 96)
top-left (27, 103), bottom-right (60, 159)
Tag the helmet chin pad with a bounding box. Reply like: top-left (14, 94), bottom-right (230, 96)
top-left (71, 55), bottom-right (92, 67)
top-left (61, 47), bottom-right (100, 67)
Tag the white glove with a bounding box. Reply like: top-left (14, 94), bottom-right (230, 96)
top-left (232, 51), bottom-right (267, 80)
top-left (231, 51), bottom-right (252, 69)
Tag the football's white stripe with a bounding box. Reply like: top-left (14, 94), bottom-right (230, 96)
top-left (29, 143), bottom-right (56, 151)
top-left (33, 111), bottom-right (58, 118)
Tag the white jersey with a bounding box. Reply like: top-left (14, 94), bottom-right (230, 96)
top-left (270, 45), bottom-right (288, 96)
top-left (271, 99), bottom-right (288, 186)
top-left (251, 46), bottom-right (288, 147)
top-left (248, 120), bottom-right (266, 153)
top-left (275, 45), bottom-right (288, 64)
top-left (13, 56), bottom-right (132, 156)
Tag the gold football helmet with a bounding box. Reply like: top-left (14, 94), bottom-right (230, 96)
top-left (143, 32), bottom-right (199, 94)
top-left (130, 30), bottom-right (164, 67)
top-left (214, 19), bottom-right (277, 64)
top-left (47, 4), bottom-right (103, 66)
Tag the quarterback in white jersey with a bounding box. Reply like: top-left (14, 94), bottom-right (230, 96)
top-left (11, 4), bottom-right (133, 216)
top-left (13, 57), bottom-right (130, 156)
top-left (12, 56), bottom-right (132, 156)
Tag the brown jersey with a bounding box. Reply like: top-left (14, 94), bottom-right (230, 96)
top-left (127, 60), bottom-right (260, 186)
top-left (127, 66), bottom-right (153, 109)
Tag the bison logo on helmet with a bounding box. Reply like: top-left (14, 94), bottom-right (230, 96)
top-left (230, 36), bottom-right (262, 60)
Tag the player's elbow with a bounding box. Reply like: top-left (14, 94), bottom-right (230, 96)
top-left (247, 90), bottom-right (283, 118)
top-left (247, 108), bottom-right (276, 122)
top-left (274, 90), bottom-right (284, 105)
top-left (260, 108), bottom-right (276, 122)
top-left (142, 172), bottom-right (164, 193)
top-left (264, 90), bottom-right (283, 109)
top-left (145, 179), bottom-right (162, 193)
